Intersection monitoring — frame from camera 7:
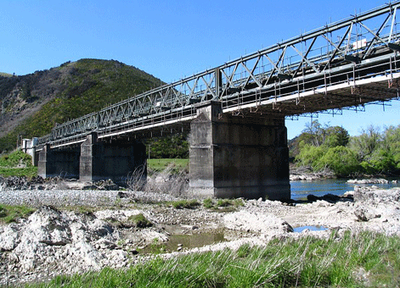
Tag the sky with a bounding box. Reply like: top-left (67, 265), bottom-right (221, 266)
top-left (1, 0), bottom-right (399, 139)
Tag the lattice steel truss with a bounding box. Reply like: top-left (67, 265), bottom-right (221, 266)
top-left (39, 2), bottom-right (400, 147)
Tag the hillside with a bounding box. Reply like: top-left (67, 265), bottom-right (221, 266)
top-left (0, 59), bottom-right (163, 152)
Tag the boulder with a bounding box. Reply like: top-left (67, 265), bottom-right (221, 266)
top-left (353, 187), bottom-right (400, 203)
top-left (354, 207), bottom-right (380, 222)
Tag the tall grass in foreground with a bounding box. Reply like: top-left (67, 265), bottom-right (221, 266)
top-left (28, 231), bottom-right (400, 288)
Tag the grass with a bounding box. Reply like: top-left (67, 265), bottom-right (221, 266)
top-left (0, 166), bottom-right (37, 178)
top-left (26, 231), bottom-right (400, 287)
top-left (0, 204), bottom-right (35, 223)
top-left (203, 198), bottom-right (245, 212)
top-left (0, 149), bottom-right (37, 178)
top-left (147, 158), bottom-right (188, 173)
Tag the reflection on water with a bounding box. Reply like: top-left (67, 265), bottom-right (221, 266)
top-left (141, 233), bottom-right (226, 254)
top-left (293, 225), bottom-right (327, 233)
top-left (291, 179), bottom-right (400, 200)
top-left (167, 233), bottom-right (225, 251)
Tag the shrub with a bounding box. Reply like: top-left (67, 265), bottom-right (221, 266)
top-left (171, 200), bottom-right (200, 209)
top-left (126, 213), bottom-right (152, 228)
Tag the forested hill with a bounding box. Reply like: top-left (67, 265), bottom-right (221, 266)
top-left (0, 59), bottom-right (164, 152)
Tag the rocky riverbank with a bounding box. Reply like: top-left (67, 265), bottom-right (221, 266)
top-left (0, 180), bottom-right (399, 286)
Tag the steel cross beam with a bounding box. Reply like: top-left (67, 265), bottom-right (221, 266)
top-left (38, 1), bottom-right (400, 147)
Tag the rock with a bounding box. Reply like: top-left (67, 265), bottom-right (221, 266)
top-left (354, 188), bottom-right (400, 203)
top-left (23, 206), bottom-right (72, 246)
top-left (347, 178), bottom-right (389, 184)
top-left (224, 211), bottom-right (293, 235)
top-left (306, 193), bottom-right (351, 203)
top-left (354, 207), bottom-right (381, 222)
top-left (354, 208), bottom-right (373, 221)
top-left (0, 224), bottom-right (20, 251)
top-left (95, 238), bottom-right (117, 250)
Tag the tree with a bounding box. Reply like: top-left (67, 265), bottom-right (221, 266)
top-left (317, 146), bottom-right (361, 177)
top-left (349, 125), bottom-right (381, 161)
top-left (382, 125), bottom-right (400, 170)
top-left (301, 120), bottom-right (325, 146)
top-left (325, 126), bottom-right (349, 147)
top-left (295, 144), bottom-right (327, 169)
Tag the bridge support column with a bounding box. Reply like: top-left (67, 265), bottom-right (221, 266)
top-left (38, 144), bottom-right (80, 178)
top-left (79, 132), bottom-right (147, 184)
top-left (189, 102), bottom-right (290, 200)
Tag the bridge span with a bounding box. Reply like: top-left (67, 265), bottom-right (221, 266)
top-left (33, 2), bottom-right (400, 200)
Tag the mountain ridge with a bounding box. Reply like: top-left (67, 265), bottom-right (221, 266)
top-left (0, 58), bottom-right (164, 152)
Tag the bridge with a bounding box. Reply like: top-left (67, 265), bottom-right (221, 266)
top-left (32, 2), bottom-right (400, 200)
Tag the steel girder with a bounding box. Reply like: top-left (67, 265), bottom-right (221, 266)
top-left (38, 1), bottom-right (400, 146)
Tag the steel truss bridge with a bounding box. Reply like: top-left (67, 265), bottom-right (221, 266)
top-left (38, 2), bottom-right (400, 149)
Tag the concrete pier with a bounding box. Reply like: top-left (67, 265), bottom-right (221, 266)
top-left (38, 133), bottom-right (147, 184)
top-left (189, 102), bottom-right (290, 200)
top-left (79, 133), bottom-right (147, 184)
top-left (38, 144), bottom-right (80, 178)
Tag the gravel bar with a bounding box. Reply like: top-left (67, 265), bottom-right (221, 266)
top-left (0, 189), bottom-right (183, 207)
top-left (0, 190), bottom-right (125, 207)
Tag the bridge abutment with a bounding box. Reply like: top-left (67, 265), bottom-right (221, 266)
top-left (79, 132), bottom-right (147, 184)
top-left (189, 102), bottom-right (290, 200)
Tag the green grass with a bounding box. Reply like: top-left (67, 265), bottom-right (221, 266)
top-left (0, 150), bottom-right (33, 167)
top-left (203, 198), bottom-right (245, 212)
top-left (0, 204), bottom-right (35, 223)
top-left (147, 158), bottom-right (188, 173)
top-left (27, 231), bottom-right (400, 287)
top-left (0, 166), bottom-right (37, 178)
top-left (0, 150), bottom-right (37, 178)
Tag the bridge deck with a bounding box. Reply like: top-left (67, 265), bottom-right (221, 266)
top-left (36, 2), bottom-right (400, 149)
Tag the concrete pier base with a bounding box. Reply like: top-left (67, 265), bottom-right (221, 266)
top-left (189, 102), bottom-right (290, 200)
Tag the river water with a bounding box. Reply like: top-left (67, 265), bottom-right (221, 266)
top-left (291, 179), bottom-right (400, 200)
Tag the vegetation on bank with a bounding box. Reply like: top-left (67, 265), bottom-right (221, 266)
top-left (146, 133), bottom-right (189, 160)
top-left (292, 121), bottom-right (400, 177)
top-left (26, 231), bottom-right (400, 288)
top-left (0, 150), bottom-right (37, 178)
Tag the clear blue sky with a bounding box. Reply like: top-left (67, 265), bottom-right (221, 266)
top-left (1, 0), bottom-right (399, 139)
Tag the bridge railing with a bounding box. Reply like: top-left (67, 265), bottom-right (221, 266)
top-left (37, 1), bottom-right (400, 146)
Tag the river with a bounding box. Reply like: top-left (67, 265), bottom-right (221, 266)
top-left (291, 179), bottom-right (400, 200)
